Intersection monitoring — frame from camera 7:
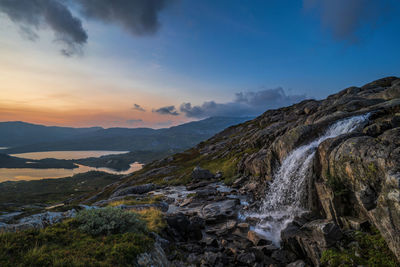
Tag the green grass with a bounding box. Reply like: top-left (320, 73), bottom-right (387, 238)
top-left (107, 195), bottom-right (163, 207)
top-left (321, 227), bottom-right (398, 267)
top-left (201, 156), bottom-right (239, 185)
top-left (0, 219), bottom-right (153, 267)
top-left (0, 207), bottom-right (167, 266)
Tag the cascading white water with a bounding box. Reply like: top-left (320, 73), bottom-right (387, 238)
top-left (251, 114), bottom-right (370, 246)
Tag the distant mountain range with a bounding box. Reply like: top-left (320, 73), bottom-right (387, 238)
top-left (1, 117), bottom-right (253, 154)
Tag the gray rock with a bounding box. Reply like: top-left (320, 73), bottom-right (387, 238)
top-left (0, 210), bottom-right (76, 232)
top-left (110, 183), bottom-right (156, 198)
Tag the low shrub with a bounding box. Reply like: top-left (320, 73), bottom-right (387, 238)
top-left (75, 207), bottom-right (146, 236)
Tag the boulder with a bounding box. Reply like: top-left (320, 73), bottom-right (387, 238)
top-left (191, 166), bottom-right (214, 180)
top-left (200, 199), bottom-right (239, 222)
top-left (165, 213), bottom-right (203, 241)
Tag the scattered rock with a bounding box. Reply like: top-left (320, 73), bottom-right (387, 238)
top-left (237, 252), bottom-right (256, 265)
top-left (271, 250), bottom-right (297, 264)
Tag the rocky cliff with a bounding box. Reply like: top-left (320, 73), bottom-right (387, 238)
top-left (81, 77), bottom-right (400, 266)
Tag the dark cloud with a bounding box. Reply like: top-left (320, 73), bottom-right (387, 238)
top-left (126, 119), bottom-right (143, 125)
top-left (303, 0), bottom-right (391, 42)
top-left (153, 105), bottom-right (179, 116)
top-left (0, 0), bottom-right (171, 56)
top-left (180, 87), bottom-right (306, 118)
top-left (0, 0), bottom-right (88, 56)
top-left (132, 103), bottom-right (146, 112)
top-left (76, 0), bottom-right (171, 36)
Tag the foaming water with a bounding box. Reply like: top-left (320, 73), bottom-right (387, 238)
top-left (249, 114), bottom-right (370, 246)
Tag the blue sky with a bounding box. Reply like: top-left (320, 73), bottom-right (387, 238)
top-left (0, 0), bottom-right (399, 127)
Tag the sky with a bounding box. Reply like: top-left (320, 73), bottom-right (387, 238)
top-left (0, 0), bottom-right (399, 128)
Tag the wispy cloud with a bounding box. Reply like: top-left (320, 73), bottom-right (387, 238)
top-left (132, 103), bottom-right (146, 112)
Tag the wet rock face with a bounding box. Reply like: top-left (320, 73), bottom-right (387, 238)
top-left (315, 113), bottom-right (400, 259)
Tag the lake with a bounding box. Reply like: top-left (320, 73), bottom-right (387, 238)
top-left (0, 150), bottom-right (142, 182)
top-left (0, 163), bottom-right (143, 183)
top-left (10, 150), bottom-right (129, 160)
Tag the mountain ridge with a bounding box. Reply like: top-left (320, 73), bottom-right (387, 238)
top-left (2, 116), bottom-right (253, 154)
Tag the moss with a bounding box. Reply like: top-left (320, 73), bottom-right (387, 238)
top-left (321, 228), bottom-right (398, 267)
top-left (0, 218), bottom-right (153, 267)
top-left (366, 162), bottom-right (378, 179)
top-left (325, 172), bottom-right (349, 197)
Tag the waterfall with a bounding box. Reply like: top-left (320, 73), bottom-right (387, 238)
top-left (251, 113), bottom-right (370, 246)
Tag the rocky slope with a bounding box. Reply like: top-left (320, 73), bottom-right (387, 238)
top-left (3, 77), bottom-right (400, 266)
top-left (76, 76), bottom-right (400, 266)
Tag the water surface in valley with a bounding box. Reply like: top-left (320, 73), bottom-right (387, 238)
top-left (0, 150), bottom-right (141, 182)
top-left (0, 163), bottom-right (143, 182)
top-left (10, 150), bottom-right (129, 160)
